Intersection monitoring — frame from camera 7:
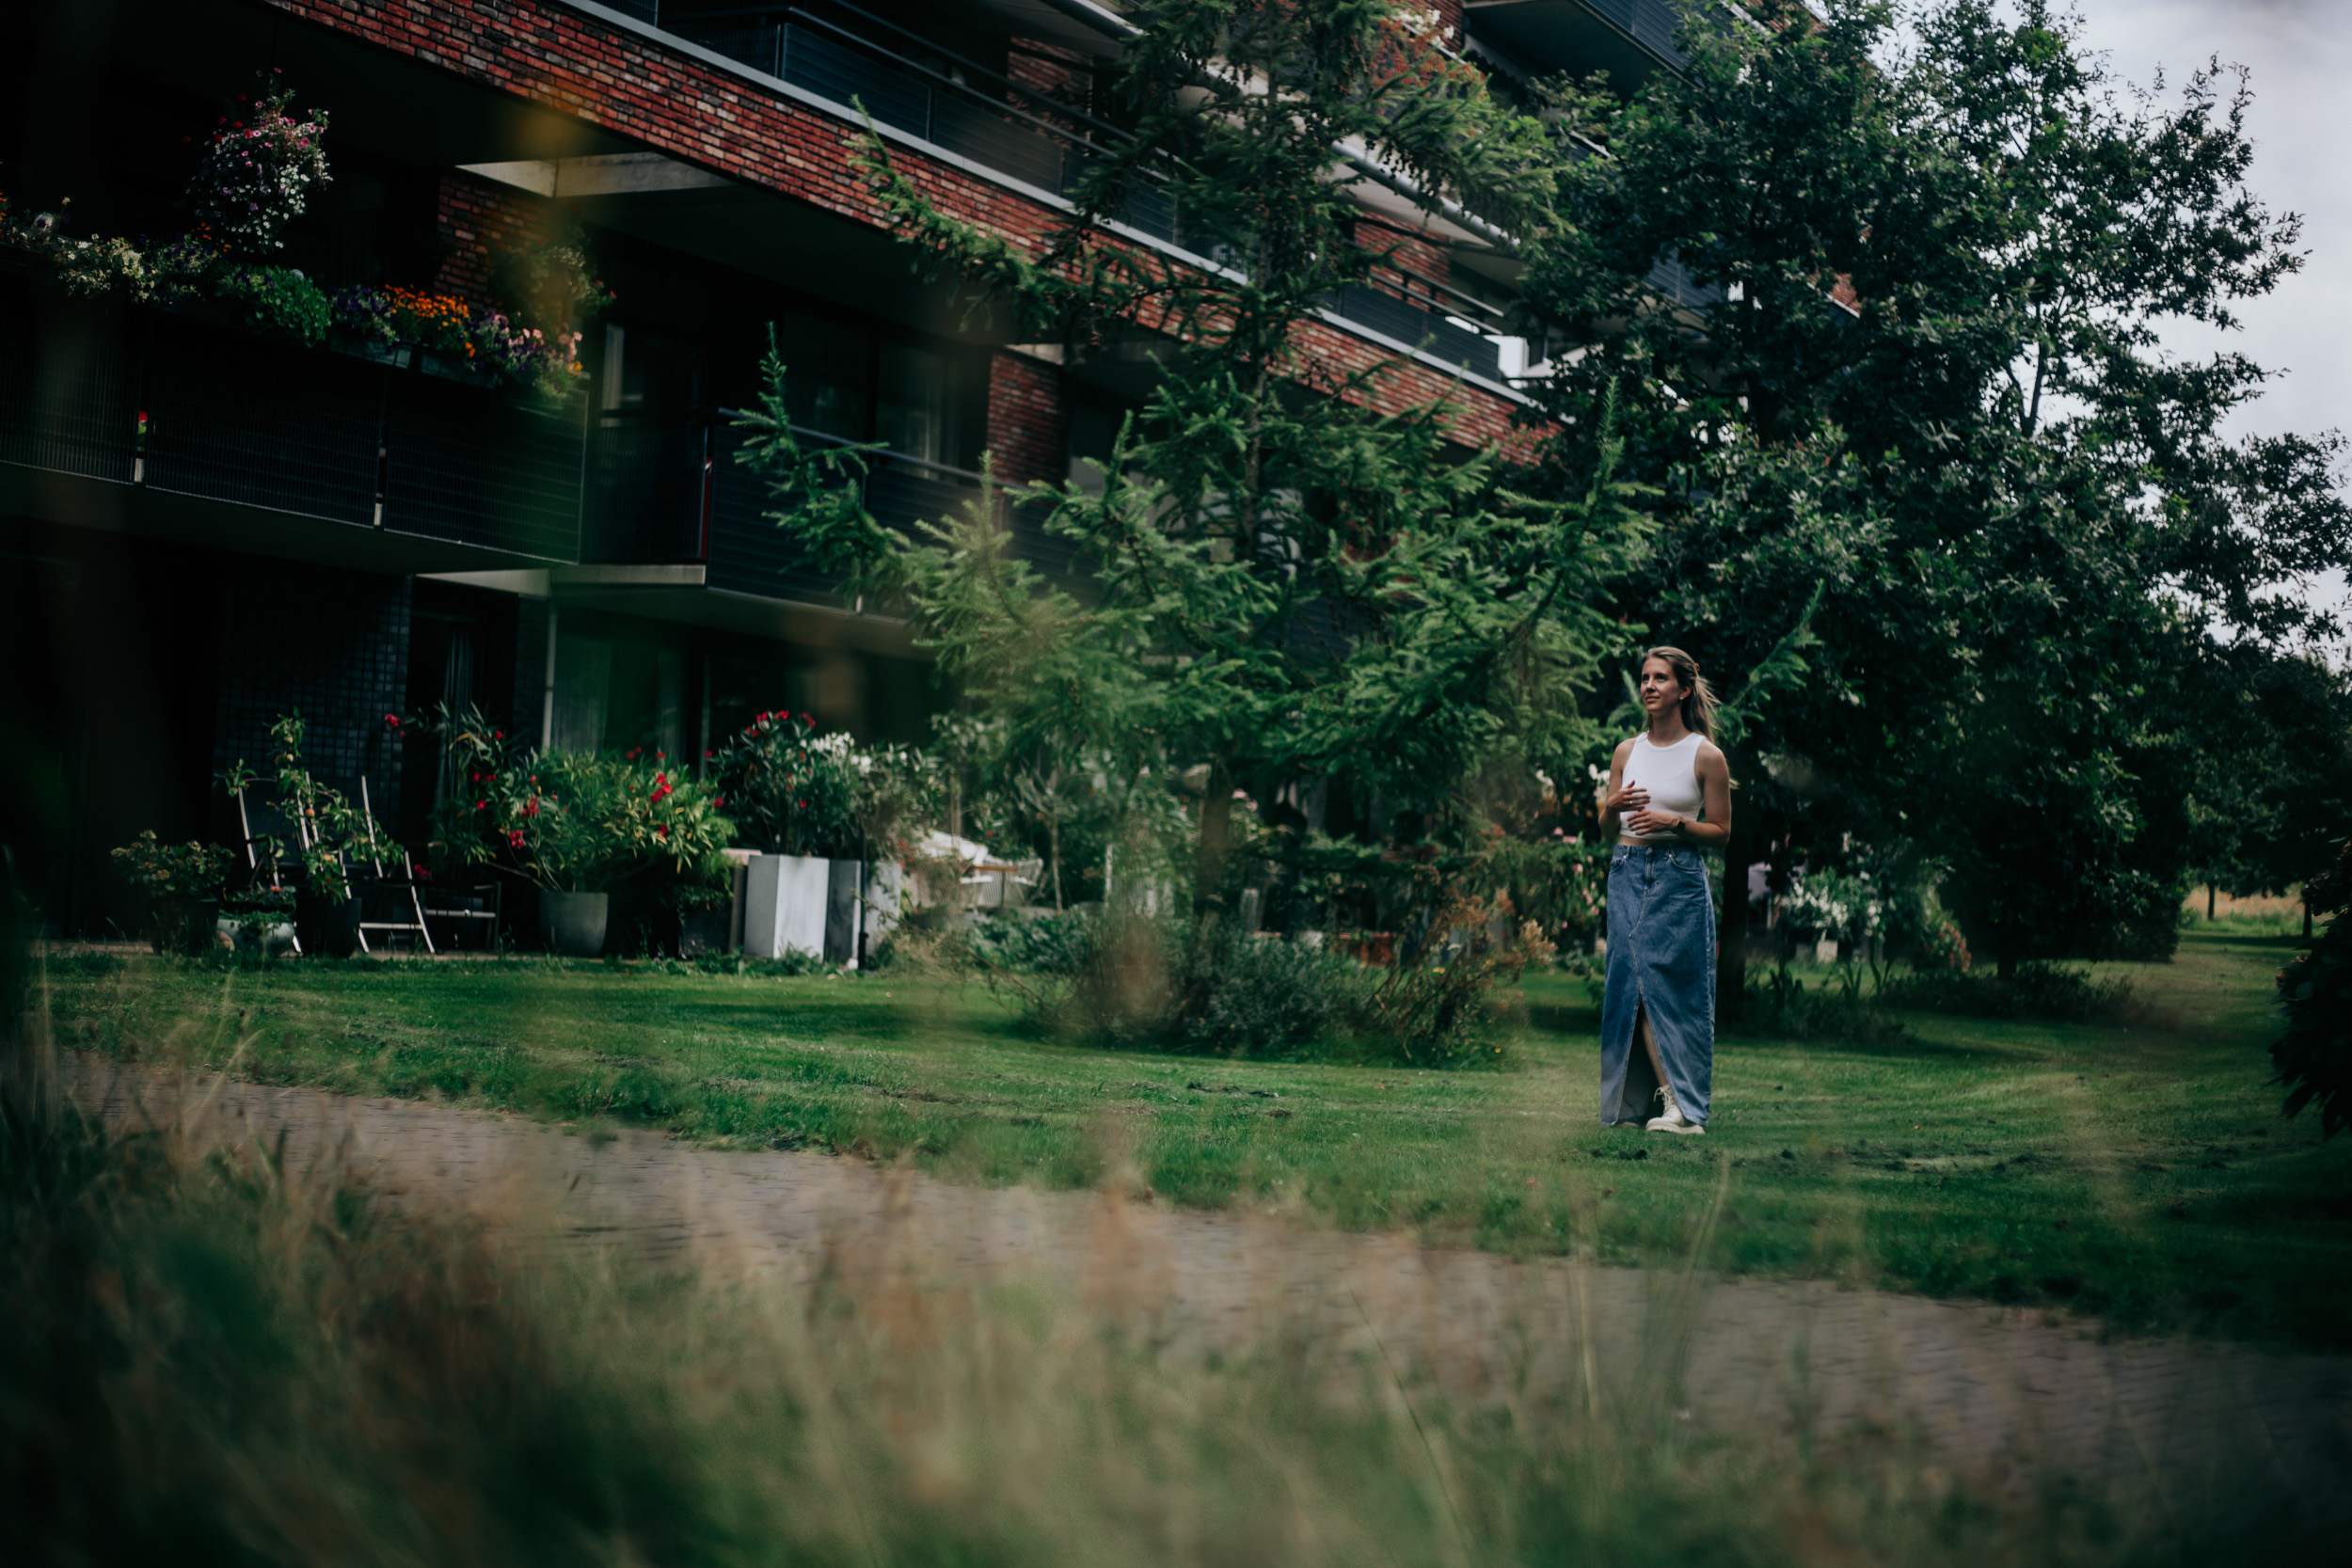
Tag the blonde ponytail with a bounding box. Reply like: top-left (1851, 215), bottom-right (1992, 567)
top-left (1645, 645), bottom-right (1716, 741)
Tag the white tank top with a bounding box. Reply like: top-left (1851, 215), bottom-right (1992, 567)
top-left (1620, 731), bottom-right (1704, 843)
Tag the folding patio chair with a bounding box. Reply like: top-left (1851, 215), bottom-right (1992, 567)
top-left (353, 777), bottom-right (435, 955)
top-left (229, 780), bottom-right (303, 955)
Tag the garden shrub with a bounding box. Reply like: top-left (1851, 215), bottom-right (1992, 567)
top-left (2273, 842), bottom-right (2350, 1137)
top-left (1878, 961), bottom-right (2138, 1025)
top-left (2272, 920), bottom-right (2349, 1137)
top-left (1739, 964), bottom-right (1911, 1048)
top-left (966, 909), bottom-right (1096, 977)
top-left (1049, 903), bottom-right (1527, 1068)
top-left (1179, 931), bottom-right (1368, 1060)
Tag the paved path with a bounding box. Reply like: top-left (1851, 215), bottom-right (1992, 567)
top-left (54, 1052), bottom-right (2352, 1526)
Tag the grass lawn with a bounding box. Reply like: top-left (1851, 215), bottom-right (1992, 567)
top-left (39, 925), bottom-right (2352, 1350)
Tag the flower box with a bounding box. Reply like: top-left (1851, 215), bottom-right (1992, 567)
top-left (326, 332), bottom-right (411, 369)
top-left (418, 350), bottom-right (499, 388)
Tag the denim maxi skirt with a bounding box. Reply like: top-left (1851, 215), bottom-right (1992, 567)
top-left (1599, 844), bottom-right (1716, 1126)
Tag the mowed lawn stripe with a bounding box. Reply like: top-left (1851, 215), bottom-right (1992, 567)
top-left (42, 929), bottom-right (2351, 1349)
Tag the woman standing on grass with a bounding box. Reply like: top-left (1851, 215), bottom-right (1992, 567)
top-left (1597, 647), bottom-right (1732, 1134)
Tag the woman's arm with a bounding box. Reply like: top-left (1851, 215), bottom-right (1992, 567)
top-left (1626, 741), bottom-right (1731, 847)
top-left (1598, 740), bottom-right (1645, 839)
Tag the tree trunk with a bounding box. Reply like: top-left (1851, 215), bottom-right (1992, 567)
top-left (2207, 882), bottom-right (2217, 920)
top-left (1194, 757), bottom-right (1234, 918)
top-left (1997, 948), bottom-right (2018, 983)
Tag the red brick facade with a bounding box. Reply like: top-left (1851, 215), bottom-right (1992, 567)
top-left (260, 0), bottom-right (1531, 450)
top-left (433, 169), bottom-right (556, 301)
top-left (984, 351), bottom-right (1069, 487)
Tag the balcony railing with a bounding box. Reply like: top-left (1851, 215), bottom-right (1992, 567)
top-left (0, 275), bottom-right (585, 562)
top-left (609, 1), bottom-right (1522, 383)
top-left (585, 413), bottom-right (1074, 604)
top-left (1581, 0), bottom-right (1694, 70)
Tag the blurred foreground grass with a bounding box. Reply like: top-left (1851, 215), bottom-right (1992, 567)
top-left (40, 928), bottom-right (2352, 1349)
top-left (2, 1038), bottom-right (2324, 1567)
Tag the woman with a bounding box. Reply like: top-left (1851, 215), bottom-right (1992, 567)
top-left (1597, 647), bottom-right (1732, 1134)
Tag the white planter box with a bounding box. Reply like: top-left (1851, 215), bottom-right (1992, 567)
top-left (742, 853), bottom-right (831, 960)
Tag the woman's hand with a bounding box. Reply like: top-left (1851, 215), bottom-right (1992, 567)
top-left (1623, 806), bottom-right (1682, 838)
top-left (1603, 781), bottom-right (1651, 828)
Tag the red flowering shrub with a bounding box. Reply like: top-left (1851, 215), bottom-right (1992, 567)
top-left (422, 705), bottom-right (732, 895)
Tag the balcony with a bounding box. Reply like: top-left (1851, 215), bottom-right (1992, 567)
top-left (592, 1), bottom-right (1520, 386)
top-left (584, 414), bottom-right (1074, 607)
top-left (1465, 0), bottom-right (1708, 84)
top-left (0, 273), bottom-right (585, 567)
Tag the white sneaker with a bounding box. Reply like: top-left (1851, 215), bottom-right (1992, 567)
top-left (1645, 1085), bottom-right (1704, 1135)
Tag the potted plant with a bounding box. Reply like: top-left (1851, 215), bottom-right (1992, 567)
top-left (220, 713), bottom-right (401, 958)
top-left (709, 710), bottom-right (869, 959)
top-left (108, 831), bottom-right (230, 954)
top-left (430, 708), bottom-right (733, 957)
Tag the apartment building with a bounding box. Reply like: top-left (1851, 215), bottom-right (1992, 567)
top-left (0, 0), bottom-right (1718, 933)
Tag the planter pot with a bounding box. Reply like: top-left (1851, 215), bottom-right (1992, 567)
top-left (418, 350), bottom-right (499, 387)
top-left (861, 858), bottom-right (907, 958)
top-left (153, 896), bottom-right (220, 956)
top-left (326, 331), bottom-right (411, 369)
top-left (294, 891), bottom-right (363, 958)
top-left (219, 918), bottom-right (298, 958)
top-left (742, 853), bottom-right (830, 960)
top-left (541, 890), bottom-right (610, 958)
top-left (825, 859), bottom-right (863, 966)
top-left (679, 905), bottom-right (732, 958)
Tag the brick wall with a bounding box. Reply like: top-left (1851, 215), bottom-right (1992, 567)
top-left (259, 0), bottom-right (1535, 450)
top-left (1005, 40), bottom-right (1095, 118)
top-left (434, 169), bottom-right (558, 302)
top-left (984, 350), bottom-right (1068, 486)
top-left (213, 562), bottom-right (413, 823)
top-left (1356, 214), bottom-right (1452, 297)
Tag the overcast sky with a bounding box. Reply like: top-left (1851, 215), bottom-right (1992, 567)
top-left (2062, 0), bottom-right (2349, 636)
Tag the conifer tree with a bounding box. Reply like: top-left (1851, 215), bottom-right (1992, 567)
top-left (750, 0), bottom-right (1644, 939)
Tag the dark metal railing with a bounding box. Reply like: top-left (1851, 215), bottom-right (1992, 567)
top-left (585, 412), bottom-right (1074, 604)
top-left (1580, 0), bottom-right (1696, 70)
top-left (626, 1), bottom-right (1526, 379)
top-left (0, 276), bottom-right (585, 561)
